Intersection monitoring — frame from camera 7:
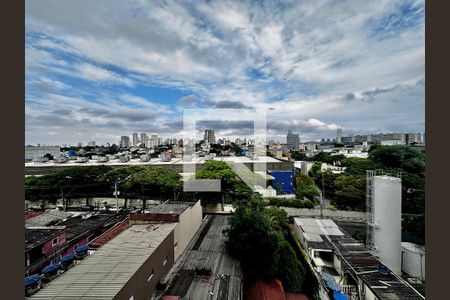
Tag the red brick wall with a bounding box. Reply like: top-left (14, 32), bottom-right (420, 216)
top-left (129, 213), bottom-right (179, 224)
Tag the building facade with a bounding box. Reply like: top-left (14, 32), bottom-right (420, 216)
top-left (336, 128), bottom-right (342, 143)
top-left (120, 136), bottom-right (131, 148)
top-left (132, 132), bottom-right (140, 147)
top-left (286, 130), bottom-right (300, 150)
top-left (203, 129), bottom-right (216, 144)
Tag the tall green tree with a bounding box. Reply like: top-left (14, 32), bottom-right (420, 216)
top-left (224, 198), bottom-right (305, 291)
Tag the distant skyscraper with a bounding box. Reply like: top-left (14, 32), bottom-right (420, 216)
top-left (132, 133), bottom-right (140, 147)
top-left (203, 129), bottom-right (216, 144)
top-left (286, 130), bottom-right (300, 150)
top-left (336, 128), bottom-right (342, 143)
top-left (120, 136), bottom-right (130, 148)
top-left (140, 133), bottom-right (148, 146)
top-left (405, 133), bottom-right (421, 144)
top-left (88, 141), bottom-right (96, 147)
top-left (150, 135), bottom-right (159, 147)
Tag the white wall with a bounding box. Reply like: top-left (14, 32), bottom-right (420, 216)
top-left (401, 243), bottom-right (425, 280)
top-left (173, 200), bottom-right (202, 260)
top-left (364, 283), bottom-right (377, 300)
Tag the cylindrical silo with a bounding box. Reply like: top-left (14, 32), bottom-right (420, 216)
top-left (372, 175), bottom-right (402, 274)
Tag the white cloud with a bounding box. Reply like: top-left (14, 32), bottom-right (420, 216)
top-left (25, 0), bottom-right (425, 144)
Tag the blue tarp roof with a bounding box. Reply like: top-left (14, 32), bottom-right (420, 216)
top-left (333, 290), bottom-right (349, 300)
top-left (25, 274), bottom-right (42, 287)
top-left (61, 253), bottom-right (76, 263)
top-left (42, 263), bottom-right (60, 274)
top-left (75, 245), bottom-right (89, 254)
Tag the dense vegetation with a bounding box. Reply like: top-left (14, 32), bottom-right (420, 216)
top-left (192, 160), bottom-right (264, 202)
top-left (25, 165), bottom-right (182, 205)
top-left (223, 197), bottom-right (310, 292)
top-left (307, 145), bottom-right (425, 241)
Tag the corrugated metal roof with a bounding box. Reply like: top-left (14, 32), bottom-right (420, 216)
top-left (158, 215), bottom-right (243, 300)
top-left (29, 223), bottom-right (176, 300)
top-left (25, 211), bottom-right (74, 228)
top-left (294, 217), bottom-right (344, 239)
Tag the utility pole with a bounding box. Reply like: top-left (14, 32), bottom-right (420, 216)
top-left (320, 172), bottom-right (325, 218)
top-left (114, 181), bottom-right (119, 215)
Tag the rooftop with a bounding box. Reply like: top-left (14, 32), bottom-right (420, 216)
top-left (25, 155), bottom-right (283, 167)
top-left (29, 223), bottom-right (177, 300)
top-left (25, 227), bottom-right (65, 251)
top-left (58, 213), bottom-right (116, 241)
top-left (144, 203), bottom-right (190, 215)
top-left (294, 218), bottom-right (345, 248)
top-left (25, 211), bottom-right (43, 220)
top-left (294, 217), bottom-right (424, 300)
top-left (25, 211), bottom-right (74, 228)
top-left (154, 215), bottom-right (243, 300)
top-left (245, 279), bottom-right (285, 300)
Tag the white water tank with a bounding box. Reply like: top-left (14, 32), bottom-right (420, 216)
top-left (372, 175), bottom-right (402, 274)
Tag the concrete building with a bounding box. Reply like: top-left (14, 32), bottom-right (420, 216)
top-left (25, 227), bottom-right (66, 274)
top-left (129, 200), bottom-right (202, 261)
top-left (203, 129), bottom-right (216, 144)
top-left (140, 133), bottom-right (148, 147)
top-left (120, 136), bottom-right (131, 148)
top-left (29, 223), bottom-right (178, 300)
top-left (133, 132), bottom-right (140, 147)
top-left (401, 242), bottom-right (425, 281)
top-left (286, 130), bottom-right (300, 150)
top-left (405, 133), bottom-right (421, 145)
top-left (87, 141), bottom-right (96, 147)
top-left (150, 135), bottom-right (159, 147)
top-left (25, 155), bottom-right (294, 176)
top-left (336, 128), bottom-right (342, 143)
top-left (293, 217), bottom-right (424, 300)
top-left (294, 161), bottom-right (315, 176)
top-left (25, 146), bottom-right (61, 161)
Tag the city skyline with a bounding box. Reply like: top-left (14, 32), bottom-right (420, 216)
top-left (26, 0), bottom-right (424, 145)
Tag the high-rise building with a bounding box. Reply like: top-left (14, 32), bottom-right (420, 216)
top-left (286, 130), bottom-right (300, 150)
top-left (203, 129), bottom-right (216, 144)
top-left (120, 136), bottom-right (130, 148)
top-left (150, 135), bottom-right (159, 147)
top-left (140, 133), bottom-right (148, 146)
top-left (405, 133), bottom-right (421, 144)
top-left (132, 133), bottom-right (140, 147)
top-left (87, 141), bottom-right (96, 147)
top-left (336, 128), bottom-right (342, 143)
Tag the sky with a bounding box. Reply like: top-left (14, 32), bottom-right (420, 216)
top-left (25, 0), bottom-right (425, 145)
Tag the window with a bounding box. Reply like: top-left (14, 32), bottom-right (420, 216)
top-left (147, 269), bottom-right (154, 282)
top-left (52, 237), bottom-right (59, 246)
top-left (163, 256), bottom-right (168, 266)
